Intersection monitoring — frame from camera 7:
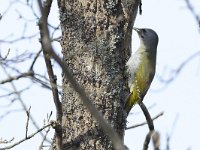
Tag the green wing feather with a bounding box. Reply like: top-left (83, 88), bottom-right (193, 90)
top-left (124, 54), bottom-right (155, 115)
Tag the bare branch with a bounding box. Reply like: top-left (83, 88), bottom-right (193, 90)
top-left (0, 87), bottom-right (30, 100)
top-left (25, 106), bottom-right (31, 138)
top-left (38, 0), bottom-right (62, 149)
top-left (0, 109), bottom-right (22, 121)
top-left (126, 112), bottom-right (164, 130)
top-left (157, 51), bottom-right (200, 86)
top-left (166, 114), bottom-right (179, 150)
top-left (185, 0), bottom-right (200, 31)
top-left (29, 50), bottom-right (42, 71)
top-left (0, 123), bottom-right (52, 150)
top-left (138, 102), bottom-right (155, 150)
top-left (139, 102), bottom-right (154, 131)
top-left (0, 49), bottom-right (10, 61)
top-left (0, 33), bottom-right (39, 44)
top-left (0, 71), bottom-right (34, 84)
top-left (39, 112), bottom-right (52, 150)
top-left (32, 76), bottom-right (62, 95)
top-left (2, 51), bottom-right (36, 65)
top-left (0, 138), bottom-right (14, 144)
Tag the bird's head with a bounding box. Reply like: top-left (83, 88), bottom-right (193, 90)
top-left (133, 28), bottom-right (159, 51)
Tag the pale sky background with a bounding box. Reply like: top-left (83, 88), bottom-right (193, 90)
top-left (0, 0), bottom-right (200, 150)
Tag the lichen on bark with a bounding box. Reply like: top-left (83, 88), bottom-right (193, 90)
top-left (57, 0), bottom-right (139, 149)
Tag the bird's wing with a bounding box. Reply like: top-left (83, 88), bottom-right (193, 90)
top-left (134, 53), bottom-right (155, 98)
top-left (126, 52), bottom-right (141, 92)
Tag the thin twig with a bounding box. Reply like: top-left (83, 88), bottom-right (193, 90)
top-left (0, 138), bottom-right (14, 144)
top-left (139, 0), bottom-right (142, 15)
top-left (0, 49), bottom-right (10, 61)
top-left (166, 114), bottom-right (179, 150)
top-left (185, 0), bottom-right (200, 31)
top-left (25, 106), bottom-right (31, 138)
top-left (126, 112), bottom-right (164, 130)
top-left (39, 0), bottom-right (62, 122)
top-left (32, 76), bottom-right (62, 95)
top-left (0, 109), bottom-right (22, 121)
top-left (157, 51), bottom-right (200, 85)
top-left (39, 112), bottom-right (53, 150)
top-left (0, 123), bottom-right (52, 150)
top-left (0, 87), bottom-right (29, 100)
top-left (38, 126), bottom-right (51, 150)
top-left (29, 50), bottom-right (42, 71)
top-left (0, 33), bottom-right (39, 44)
top-left (0, 71), bottom-right (34, 84)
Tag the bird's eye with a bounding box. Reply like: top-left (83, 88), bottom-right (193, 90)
top-left (142, 29), bottom-right (147, 33)
top-left (139, 29), bottom-right (146, 39)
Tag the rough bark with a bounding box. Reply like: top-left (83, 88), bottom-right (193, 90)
top-left (57, 0), bottom-right (140, 149)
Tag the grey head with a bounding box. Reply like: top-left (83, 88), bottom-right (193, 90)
top-left (133, 27), bottom-right (159, 50)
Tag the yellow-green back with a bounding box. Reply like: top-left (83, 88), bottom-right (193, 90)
top-left (124, 52), bottom-right (156, 114)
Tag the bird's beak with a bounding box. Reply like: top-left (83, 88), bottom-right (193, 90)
top-left (133, 27), bottom-right (141, 33)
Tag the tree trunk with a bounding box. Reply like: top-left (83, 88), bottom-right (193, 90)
top-left (57, 0), bottom-right (139, 149)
